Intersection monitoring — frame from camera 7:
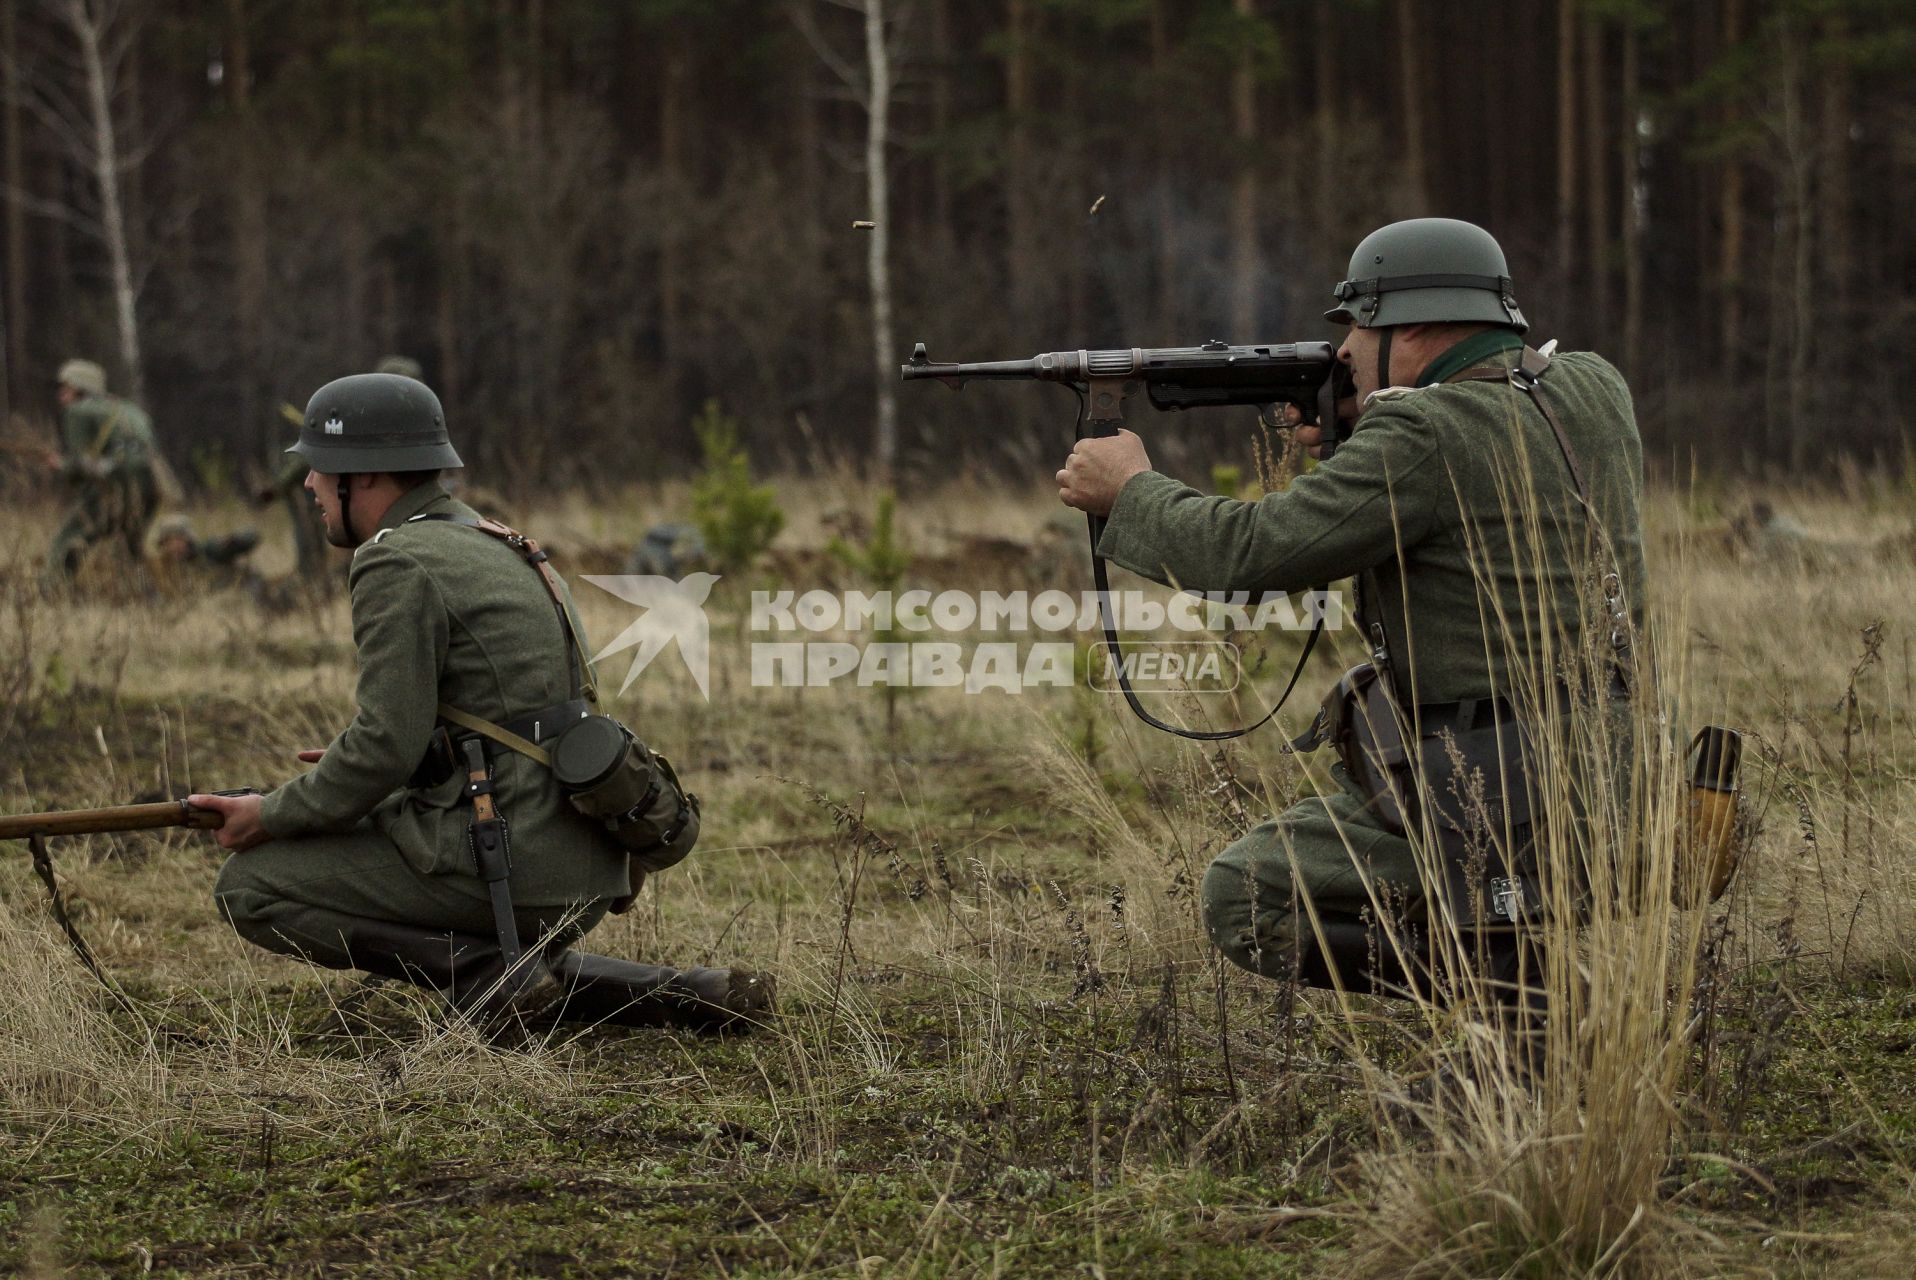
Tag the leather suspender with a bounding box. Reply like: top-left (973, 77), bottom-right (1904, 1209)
top-left (1450, 347), bottom-right (1587, 505)
top-left (1450, 347), bottom-right (1636, 691)
top-left (399, 507), bottom-right (597, 980)
top-left (407, 511), bottom-right (600, 706)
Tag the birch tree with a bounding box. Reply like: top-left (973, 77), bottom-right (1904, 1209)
top-left (792, 0), bottom-right (909, 482)
top-left (4, 0), bottom-right (150, 401)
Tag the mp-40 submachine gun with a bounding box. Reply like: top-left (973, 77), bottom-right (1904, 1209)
top-left (902, 339), bottom-right (1351, 740)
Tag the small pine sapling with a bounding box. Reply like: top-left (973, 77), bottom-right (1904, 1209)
top-left (690, 399), bottom-right (785, 581)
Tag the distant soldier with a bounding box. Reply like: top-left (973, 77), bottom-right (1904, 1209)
top-left (257, 404), bottom-right (331, 581)
top-left (623, 522), bottom-right (708, 577)
top-left (153, 514), bottom-right (261, 569)
top-left (44, 359), bottom-right (161, 584)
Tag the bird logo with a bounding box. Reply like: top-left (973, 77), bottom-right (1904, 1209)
top-left (580, 573), bottom-right (721, 700)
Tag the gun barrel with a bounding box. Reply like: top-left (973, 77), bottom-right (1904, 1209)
top-left (900, 353), bottom-right (1048, 383)
top-left (0, 799), bottom-right (224, 841)
top-left (902, 341), bottom-right (1337, 393)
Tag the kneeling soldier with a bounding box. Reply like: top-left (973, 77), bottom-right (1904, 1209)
top-left (1057, 218), bottom-right (1646, 1028)
top-left (193, 373), bottom-right (771, 1031)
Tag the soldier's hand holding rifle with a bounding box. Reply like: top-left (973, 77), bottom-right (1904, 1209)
top-left (188, 791), bottom-right (269, 851)
top-left (189, 748), bottom-right (319, 851)
top-left (1056, 396), bottom-right (1356, 515)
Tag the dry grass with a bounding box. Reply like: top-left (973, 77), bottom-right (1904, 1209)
top-left (0, 890), bottom-right (168, 1134)
top-left (0, 472), bottom-right (1913, 1275)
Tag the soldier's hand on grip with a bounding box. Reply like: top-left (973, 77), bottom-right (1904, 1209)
top-left (1058, 430), bottom-right (1151, 517)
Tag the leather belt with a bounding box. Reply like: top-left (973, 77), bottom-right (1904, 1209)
top-left (445, 698), bottom-right (591, 764)
top-left (496, 699), bottom-right (590, 746)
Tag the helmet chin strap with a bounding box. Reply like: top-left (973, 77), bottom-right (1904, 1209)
top-left (1376, 325), bottom-right (1395, 393)
top-left (337, 475), bottom-right (358, 548)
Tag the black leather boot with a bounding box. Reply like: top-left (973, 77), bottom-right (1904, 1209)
top-left (328, 919), bottom-right (562, 1028)
top-left (1479, 930), bottom-right (1549, 1081)
top-left (545, 951), bottom-right (776, 1031)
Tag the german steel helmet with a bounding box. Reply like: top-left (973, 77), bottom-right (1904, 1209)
top-left (288, 372), bottom-right (462, 474)
top-left (57, 358), bottom-right (107, 396)
top-left (1325, 218), bottom-right (1527, 333)
top-left (373, 354), bottom-right (424, 380)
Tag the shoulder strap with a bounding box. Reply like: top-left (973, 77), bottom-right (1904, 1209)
top-left (437, 702), bottom-right (552, 767)
top-left (87, 402), bottom-right (127, 459)
top-left (1448, 347), bottom-right (1588, 505)
top-left (407, 511), bottom-right (600, 705)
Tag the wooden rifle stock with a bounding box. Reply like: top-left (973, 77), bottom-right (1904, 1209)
top-left (0, 790), bottom-right (256, 841)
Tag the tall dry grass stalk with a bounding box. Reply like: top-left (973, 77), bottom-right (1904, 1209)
top-left (1334, 416), bottom-right (1720, 1277)
top-left (0, 890), bottom-right (170, 1133)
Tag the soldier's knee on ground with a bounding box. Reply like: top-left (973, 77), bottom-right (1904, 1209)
top-left (1200, 843), bottom-right (1303, 979)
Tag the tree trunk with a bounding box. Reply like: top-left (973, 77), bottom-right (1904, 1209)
top-left (68, 0), bottom-right (143, 403)
top-left (1555, 0), bottom-right (1577, 310)
top-left (1394, 0), bottom-right (1427, 209)
top-left (929, 0), bottom-right (954, 255)
top-left (1581, 9), bottom-right (1611, 341)
top-left (1620, 19), bottom-right (1643, 376)
top-left (1312, 0), bottom-right (1337, 265)
top-left (1150, 0), bottom-right (1178, 335)
top-left (1005, 0), bottom-right (1037, 345)
top-left (792, 6), bottom-right (826, 407)
top-left (526, 0), bottom-right (544, 142)
top-left (495, 0), bottom-right (521, 146)
top-left (658, 32), bottom-right (689, 419)
top-left (1776, 23), bottom-right (1814, 471)
top-left (436, 239), bottom-right (461, 410)
top-left (1062, 47), bottom-right (1089, 342)
top-left (224, 0), bottom-right (270, 461)
top-left (2, 0), bottom-right (25, 422)
top-left (1228, 0), bottom-right (1259, 339)
top-left (863, 0), bottom-right (897, 482)
top-left (1816, 9), bottom-right (1851, 334)
top-left (1719, 0), bottom-right (1746, 378)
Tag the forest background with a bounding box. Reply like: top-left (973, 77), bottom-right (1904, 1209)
top-left (2, 0), bottom-right (1913, 487)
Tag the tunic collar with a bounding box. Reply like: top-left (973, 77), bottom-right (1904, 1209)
top-left (373, 479), bottom-right (451, 537)
top-left (1414, 329), bottom-right (1525, 387)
